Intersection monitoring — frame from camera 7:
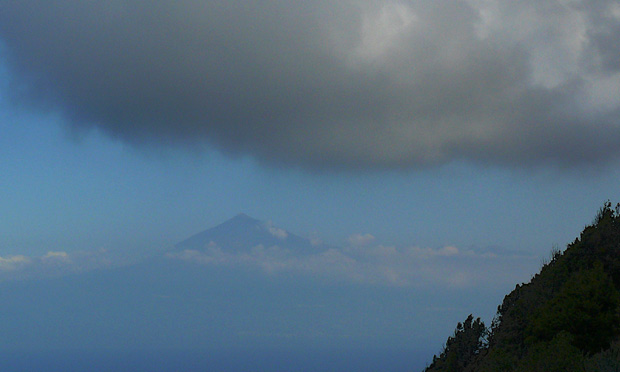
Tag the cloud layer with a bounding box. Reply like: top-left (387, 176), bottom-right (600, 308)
top-left (0, 250), bottom-right (114, 281)
top-left (1, 0), bottom-right (619, 169)
top-left (168, 242), bottom-right (538, 288)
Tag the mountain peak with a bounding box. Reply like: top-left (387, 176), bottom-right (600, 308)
top-left (175, 214), bottom-right (319, 253)
top-left (229, 213), bottom-right (259, 223)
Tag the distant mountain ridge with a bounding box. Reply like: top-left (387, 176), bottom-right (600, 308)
top-left (175, 213), bottom-right (320, 253)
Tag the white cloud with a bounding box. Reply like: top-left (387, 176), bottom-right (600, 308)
top-left (42, 251), bottom-right (71, 262)
top-left (168, 242), bottom-right (537, 288)
top-left (268, 227), bottom-right (288, 240)
top-left (0, 255), bottom-right (32, 271)
top-left (0, 249), bottom-right (118, 280)
top-left (263, 221), bottom-right (289, 240)
top-left (407, 245), bottom-right (460, 257)
top-left (347, 233), bottom-right (376, 246)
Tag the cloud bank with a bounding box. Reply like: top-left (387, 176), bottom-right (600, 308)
top-left (168, 242), bottom-right (538, 288)
top-left (0, 250), bottom-right (114, 281)
top-left (1, 0), bottom-right (619, 169)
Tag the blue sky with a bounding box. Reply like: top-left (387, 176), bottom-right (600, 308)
top-left (1, 3), bottom-right (620, 362)
top-left (2, 91), bottom-right (618, 265)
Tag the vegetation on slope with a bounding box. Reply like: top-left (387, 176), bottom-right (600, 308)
top-left (424, 202), bottom-right (620, 372)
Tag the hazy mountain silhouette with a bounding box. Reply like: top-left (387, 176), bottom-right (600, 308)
top-left (175, 213), bottom-right (320, 253)
top-left (0, 213), bottom-right (484, 369)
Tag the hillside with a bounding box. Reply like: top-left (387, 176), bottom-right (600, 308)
top-left (424, 202), bottom-right (620, 372)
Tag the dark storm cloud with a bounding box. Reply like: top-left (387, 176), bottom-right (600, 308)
top-left (1, 0), bottom-right (619, 169)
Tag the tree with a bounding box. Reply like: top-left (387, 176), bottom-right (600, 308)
top-left (425, 315), bottom-right (487, 372)
top-left (527, 262), bottom-right (620, 354)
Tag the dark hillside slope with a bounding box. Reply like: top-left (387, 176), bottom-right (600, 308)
top-left (424, 202), bottom-right (620, 372)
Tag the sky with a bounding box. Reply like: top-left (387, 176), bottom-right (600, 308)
top-left (0, 0), bottom-right (620, 350)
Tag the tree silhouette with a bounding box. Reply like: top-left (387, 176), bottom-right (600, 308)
top-left (425, 315), bottom-right (486, 371)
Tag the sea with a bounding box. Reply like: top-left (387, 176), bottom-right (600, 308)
top-left (0, 348), bottom-right (429, 371)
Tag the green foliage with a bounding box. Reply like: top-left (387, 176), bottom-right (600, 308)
top-left (583, 339), bottom-right (620, 372)
top-left (527, 263), bottom-right (620, 354)
top-left (424, 202), bottom-right (620, 371)
top-left (424, 315), bottom-right (487, 372)
top-left (515, 332), bottom-right (585, 372)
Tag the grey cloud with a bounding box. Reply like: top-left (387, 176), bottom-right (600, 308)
top-left (1, 0), bottom-right (619, 169)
